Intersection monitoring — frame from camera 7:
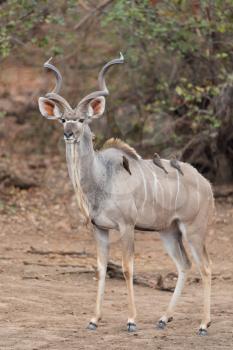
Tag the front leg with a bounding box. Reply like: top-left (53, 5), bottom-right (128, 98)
top-left (120, 225), bottom-right (137, 332)
top-left (87, 227), bottom-right (109, 330)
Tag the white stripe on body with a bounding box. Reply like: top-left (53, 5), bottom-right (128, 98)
top-left (174, 170), bottom-right (180, 213)
top-left (135, 162), bottom-right (147, 211)
top-left (145, 162), bottom-right (165, 215)
top-left (195, 172), bottom-right (200, 213)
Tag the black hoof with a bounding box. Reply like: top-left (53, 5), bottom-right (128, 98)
top-left (198, 328), bottom-right (208, 336)
top-left (157, 320), bottom-right (166, 330)
top-left (87, 322), bottom-right (97, 331)
top-left (127, 322), bottom-right (137, 332)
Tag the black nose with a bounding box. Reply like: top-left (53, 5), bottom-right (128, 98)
top-left (64, 131), bottom-right (73, 139)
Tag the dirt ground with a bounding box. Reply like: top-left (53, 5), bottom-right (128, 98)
top-left (0, 117), bottom-right (233, 350)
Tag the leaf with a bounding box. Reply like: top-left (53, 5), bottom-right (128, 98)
top-left (175, 86), bottom-right (183, 96)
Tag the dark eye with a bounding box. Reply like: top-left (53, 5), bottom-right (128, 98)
top-left (79, 118), bottom-right (85, 123)
top-left (61, 118), bottom-right (66, 123)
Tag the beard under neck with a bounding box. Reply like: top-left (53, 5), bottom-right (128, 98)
top-left (65, 141), bottom-right (90, 224)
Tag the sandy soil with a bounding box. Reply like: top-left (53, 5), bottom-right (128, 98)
top-left (0, 118), bottom-right (233, 350)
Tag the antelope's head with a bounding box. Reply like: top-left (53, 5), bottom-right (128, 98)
top-left (38, 54), bottom-right (124, 143)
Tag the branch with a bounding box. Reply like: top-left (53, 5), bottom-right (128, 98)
top-left (79, 0), bottom-right (91, 11)
top-left (27, 246), bottom-right (89, 257)
top-left (74, 0), bottom-right (114, 31)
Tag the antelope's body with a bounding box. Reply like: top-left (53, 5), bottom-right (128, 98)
top-left (88, 145), bottom-right (213, 233)
top-left (38, 55), bottom-right (214, 336)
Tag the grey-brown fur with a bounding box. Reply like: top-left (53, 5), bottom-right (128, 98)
top-left (38, 54), bottom-right (214, 336)
top-left (103, 138), bottom-right (140, 160)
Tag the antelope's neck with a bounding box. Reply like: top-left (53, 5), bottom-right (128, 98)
top-left (71, 125), bottom-right (100, 195)
top-left (77, 125), bottom-right (95, 176)
top-left (65, 125), bottom-right (105, 219)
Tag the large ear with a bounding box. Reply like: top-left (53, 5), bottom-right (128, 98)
top-left (38, 97), bottom-right (62, 120)
top-left (88, 96), bottom-right (106, 119)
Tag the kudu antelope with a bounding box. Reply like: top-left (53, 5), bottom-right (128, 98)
top-left (38, 54), bottom-right (214, 336)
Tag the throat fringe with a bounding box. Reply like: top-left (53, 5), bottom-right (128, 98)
top-left (66, 143), bottom-right (90, 224)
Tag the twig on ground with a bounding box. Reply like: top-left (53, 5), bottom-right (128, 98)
top-left (27, 246), bottom-right (90, 257)
top-left (107, 261), bottom-right (175, 292)
top-left (23, 261), bottom-right (89, 268)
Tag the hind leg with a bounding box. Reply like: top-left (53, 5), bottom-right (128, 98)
top-left (158, 223), bottom-right (191, 329)
top-left (120, 225), bottom-right (137, 332)
top-left (188, 237), bottom-right (211, 336)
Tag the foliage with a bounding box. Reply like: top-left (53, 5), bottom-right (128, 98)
top-left (0, 0), bottom-right (233, 181)
top-left (103, 0), bottom-right (233, 133)
top-left (0, 0), bottom-right (79, 58)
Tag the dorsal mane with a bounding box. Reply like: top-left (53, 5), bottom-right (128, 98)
top-left (102, 138), bottom-right (141, 160)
